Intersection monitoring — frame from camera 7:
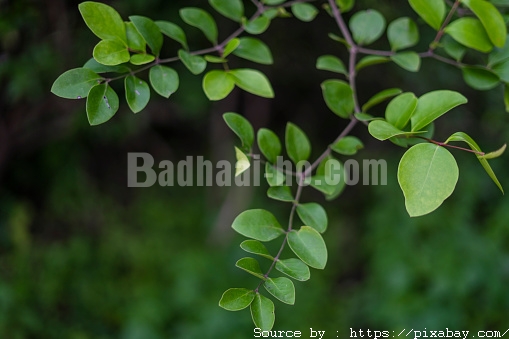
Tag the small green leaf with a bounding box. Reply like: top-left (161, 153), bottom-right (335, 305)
top-left (258, 128), bottom-right (282, 164)
top-left (314, 156), bottom-right (346, 200)
top-left (411, 90), bottom-right (467, 132)
top-left (203, 70), bottom-right (235, 101)
top-left (391, 52), bottom-right (421, 72)
top-left (385, 92), bottom-right (418, 129)
top-left (83, 58), bottom-right (130, 74)
top-left (362, 88), bottom-right (403, 112)
top-left (356, 56), bottom-right (390, 71)
top-left (388, 17), bottom-right (419, 51)
top-left (230, 69), bottom-right (274, 98)
top-left (445, 18), bottom-right (493, 53)
top-left (480, 144), bottom-right (506, 160)
top-left (296, 203), bottom-right (328, 233)
top-left (265, 163), bottom-right (286, 187)
top-left (240, 240), bottom-right (274, 260)
top-left (331, 136), bottom-right (364, 155)
top-left (368, 120), bottom-right (424, 141)
top-left (51, 68), bottom-right (102, 99)
top-left (125, 22), bottom-right (146, 52)
top-left (461, 66), bottom-right (500, 90)
top-left (263, 0), bottom-right (286, 5)
top-left (149, 65), bottom-right (179, 98)
top-left (285, 123), bottom-right (311, 164)
top-left (180, 7), bottom-right (218, 44)
top-left (275, 258), bottom-right (310, 281)
top-left (316, 55), bottom-right (347, 76)
top-left (263, 277), bottom-right (295, 305)
top-left (235, 147), bottom-right (251, 177)
top-left (79, 1), bottom-right (126, 43)
top-left (236, 257), bottom-right (265, 279)
top-left (354, 113), bottom-right (381, 121)
top-left (233, 37), bottom-right (273, 65)
top-left (488, 40), bottom-right (509, 67)
top-left (462, 0), bottom-right (506, 47)
top-left (244, 16), bottom-right (271, 35)
top-left (232, 209), bottom-right (285, 242)
top-left (204, 55), bottom-right (226, 63)
top-left (336, 0), bottom-right (355, 12)
top-left (398, 143), bottom-right (459, 217)
top-left (130, 54), bottom-right (155, 65)
top-left (129, 16), bottom-right (163, 56)
top-left (408, 0), bottom-right (445, 30)
top-left (442, 35), bottom-right (467, 61)
top-left (321, 80), bottom-right (354, 118)
top-left (287, 226), bottom-right (327, 269)
top-left (349, 10), bottom-right (386, 45)
top-left (250, 293), bottom-right (275, 332)
top-left (155, 21), bottom-right (188, 49)
top-left (223, 38), bottom-right (240, 57)
top-left (93, 39), bottom-right (130, 66)
top-left (86, 84), bottom-right (119, 126)
top-left (224, 112), bottom-right (255, 151)
top-left (492, 59), bottom-right (509, 83)
top-left (209, 0), bottom-right (244, 22)
top-left (125, 75), bottom-right (150, 113)
top-left (267, 186), bottom-right (294, 202)
top-left (219, 288), bottom-right (255, 311)
top-left (178, 49), bottom-right (207, 75)
top-left (291, 3), bottom-right (318, 22)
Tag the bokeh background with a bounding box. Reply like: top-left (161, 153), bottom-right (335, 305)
top-left (1, 0), bottom-right (509, 338)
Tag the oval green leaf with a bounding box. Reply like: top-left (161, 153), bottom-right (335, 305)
top-left (125, 75), bottom-right (150, 113)
top-left (79, 1), bottom-right (126, 43)
top-left (356, 55), bottom-right (390, 71)
top-left (385, 92), bottom-right (418, 129)
top-left (250, 293), bottom-right (275, 331)
top-left (257, 128), bottom-right (282, 164)
top-left (236, 257), bottom-right (265, 279)
top-left (203, 70), bottom-right (235, 101)
top-left (231, 209), bottom-right (285, 242)
top-left (411, 90), bottom-right (467, 132)
top-left (291, 3), bottom-right (318, 22)
top-left (125, 22), bottom-right (146, 52)
top-left (388, 17), bottom-right (419, 51)
top-left (149, 65), bottom-right (179, 98)
top-left (51, 68), bottom-right (102, 99)
top-left (240, 240), bottom-right (274, 260)
top-left (444, 17), bottom-right (493, 53)
top-left (209, 0), bottom-right (244, 22)
top-left (245, 16), bottom-right (271, 35)
top-left (224, 112), bottom-right (255, 151)
top-left (321, 80), bottom-right (354, 118)
top-left (285, 122), bottom-right (311, 164)
top-left (230, 69), bottom-right (274, 98)
top-left (93, 39), bottom-right (130, 66)
top-left (316, 55), bottom-right (347, 76)
top-left (462, 0), bottom-right (506, 47)
top-left (331, 136), bottom-right (364, 156)
top-left (130, 54), bottom-right (155, 65)
top-left (287, 226), bottom-right (327, 269)
top-left (178, 49), bottom-right (207, 75)
top-left (368, 120), bottom-right (423, 141)
top-left (391, 52), bottom-right (421, 72)
top-left (296, 202), bottom-right (328, 233)
top-left (233, 37), bottom-right (273, 65)
top-left (408, 0), bottom-right (445, 30)
top-left (267, 186), bottom-right (294, 202)
top-left (349, 9), bottom-right (386, 45)
top-left (129, 16), bottom-right (163, 56)
top-left (86, 84), bottom-right (119, 126)
top-left (155, 21), bottom-right (188, 49)
top-left (180, 7), bottom-right (218, 44)
top-left (275, 258), bottom-right (310, 281)
top-left (219, 288), bottom-right (255, 311)
top-left (263, 277), bottom-right (295, 305)
top-left (461, 66), bottom-right (500, 90)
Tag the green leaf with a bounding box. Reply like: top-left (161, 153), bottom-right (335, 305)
top-left (462, 0), bottom-right (506, 47)
top-left (275, 258), bottom-right (310, 281)
top-left (235, 147), bottom-right (251, 177)
top-left (362, 88), bottom-right (403, 112)
top-left (492, 59), bottom-right (509, 83)
top-left (129, 16), bottom-right (163, 56)
top-left (391, 52), bottom-right (421, 72)
top-left (267, 186), bottom-right (294, 202)
top-left (480, 144), bottom-right (506, 160)
top-left (488, 40), bottom-right (509, 67)
top-left (385, 92), bottom-right (418, 129)
top-left (265, 163), bottom-right (286, 187)
top-left (368, 120), bottom-right (424, 141)
top-left (264, 0), bottom-right (286, 4)
top-left (86, 84), bottom-right (119, 126)
top-left (203, 70), bottom-right (235, 101)
top-left (445, 132), bottom-right (504, 193)
top-left (314, 156), bottom-right (346, 200)
top-left (388, 17), bottom-right (419, 51)
top-left (263, 277), bottom-right (295, 305)
top-left (155, 21), bottom-right (188, 49)
top-left (78, 1), bottom-right (126, 43)
top-left (442, 35), bottom-right (467, 61)
top-left (321, 80), bottom-right (354, 118)
top-left (236, 257), bottom-right (265, 279)
top-left (180, 7), bottom-right (218, 44)
top-left (223, 38), bottom-right (240, 57)
top-left (408, 0), bottom-right (445, 30)
top-left (233, 37), bottom-right (273, 65)
top-left (445, 18), bottom-right (493, 53)
top-left (240, 240), bottom-right (274, 260)
top-left (285, 123), bottom-right (311, 164)
top-left (296, 203), bottom-right (327, 233)
top-left (331, 136), bottom-right (364, 156)
top-left (149, 65), bottom-right (179, 98)
top-left (204, 55), bottom-right (227, 63)
top-left (232, 209), bottom-right (285, 242)
top-left (287, 226), bottom-right (327, 269)
top-left (356, 56), bottom-right (390, 71)
top-left (398, 143), bottom-right (458, 217)
top-left (209, 0), bottom-right (244, 22)
top-left (125, 22), bottom-right (146, 52)
top-left (224, 112), bottom-right (255, 151)
top-left (51, 68), bottom-right (102, 99)
top-left (219, 288), bottom-right (255, 311)
top-left (461, 66), bottom-right (499, 90)
top-left (178, 49), bottom-right (207, 75)
top-left (258, 128), bottom-right (282, 164)
top-left (250, 293), bottom-right (275, 332)
top-left (130, 54), bottom-right (155, 65)
top-left (291, 3), bottom-right (318, 22)
top-left (93, 39), bottom-right (130, 66)
top-left (244, 16), bottom-right (271, 35)
top-left (230, 69), bottom-right (274, 98)
top-left (349, 10), bottom-right (386, 45)
top-left (83, 58), bottom-right (130, 74)
top-left (354, 113), bottom-right (381, 121)
top-left (125, 75), bottom-right (150, 113)
top-left (316, 55), bottom-right (347, 76)
top-left (411, 90), bottom-right (467, 132)
top-left (336, 0), bottom-right (355, 12)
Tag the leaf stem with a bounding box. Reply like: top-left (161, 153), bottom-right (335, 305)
top-left (429, 0), bottom-right (461, 52)
top-left (418, 137), bottom-right (485, 155)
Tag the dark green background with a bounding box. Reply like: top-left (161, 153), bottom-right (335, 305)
top-left (1, 0), bottom-right (508, 338)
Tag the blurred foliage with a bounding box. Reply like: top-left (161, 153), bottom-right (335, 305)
top-left (0, 0), bottom-right (508, 338)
